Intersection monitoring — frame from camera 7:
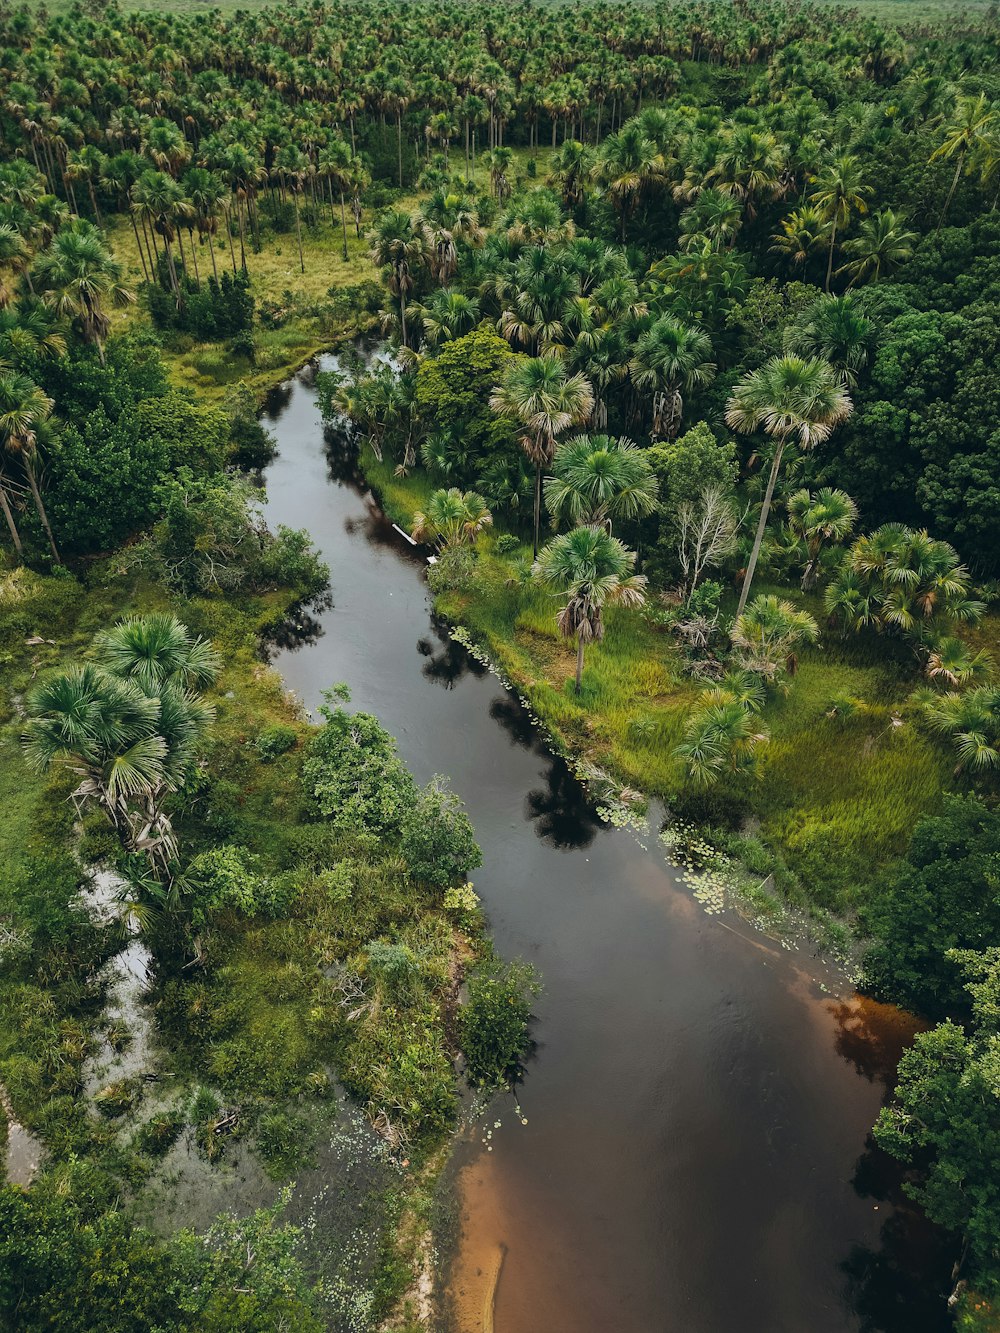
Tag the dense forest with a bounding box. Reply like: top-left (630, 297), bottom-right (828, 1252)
top-left (0, 0), bottom-right (999, 1327)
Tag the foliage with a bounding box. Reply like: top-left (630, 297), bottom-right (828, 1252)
top-left (862, 797), bottom-right (1000, 1019)
top-left (459, 957), bottom-right (540, 1087)
top-left (187, 844), bottom-right (295, 926)
top-left (414, 325), bottom-right (516, 477)
top-left (400, 778), bottom-right (482, 891)
top-left (875, 949), bottom-right (1000, 1298)
top-left (302, 690), bottom-right (416, 836)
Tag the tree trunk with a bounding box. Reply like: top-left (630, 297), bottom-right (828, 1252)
top-left (575, 632), bottom-right (584, 692)
top-left (24, 458), bottom-right (59, 563)
top-left (293, 190), bottom-right (304, 273)
top-left (825, 216), bottom-right (838, 293)
top-left (339, 188), bottom-right (349, 261)
top-left (0, 481), bottom-right (23, 559)
top-left (532, 460), bottom-right (542, 560)
top-left (398, 288), bottom-right (408, 349)
top-left (189, 230), bottom-right (200, 285)
top-left (208, 227), bottom-right (219, 281)
top-left (226, 206), bottom-right (238, 273)
top-left (396, 111), bottom-right (403, 189)
top-left (131, 214), bottom-right (151, 282)
top-left (237, 199), bottom-right (247, 271)
top-left (936, 152), bottom-right (965, 233)
top-left (735, 437), bottom-right (785, 621)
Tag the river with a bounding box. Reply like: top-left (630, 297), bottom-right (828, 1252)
top-left (260, 354), bottom-right (952, 1333)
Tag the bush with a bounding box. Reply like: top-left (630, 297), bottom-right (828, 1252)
top-left (460, 957), bottom-right (540, 1087)
top-left (302, 692), bottom-right (416, 836)
top-left (187, 844), bottom-right (295, 925)
top-left (254, 725), bottom-right (298, 762)
top-left (495, 533), bottom-right (521, 555)
top-left (426, 545), bottom-right (478, 594)
top-left (400, 778), bottom-right (482, 891)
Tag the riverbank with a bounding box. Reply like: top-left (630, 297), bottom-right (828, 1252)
top-left (0, 548), bottom-right (490, 1326)
top-left (356, 445), bottom-right (993, 929)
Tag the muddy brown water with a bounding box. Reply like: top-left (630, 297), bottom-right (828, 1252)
top-left (260, 354), bottom-right (953, 1333)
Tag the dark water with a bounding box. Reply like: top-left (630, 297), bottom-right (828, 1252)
top-left (261, 356), bottom-right (952, 1333)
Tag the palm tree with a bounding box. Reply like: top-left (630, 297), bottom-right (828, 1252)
top-left (183, 166), bottom-right (225, 282)
top-left (543, 433), bottom-right (658, 528)
top-left (489, 356), bottom-right (594, 558)
top-left (922, 686), bottom-right (1000, 772)
top-left (924, 636), bottom-right (994, 688)
top-left (629, 315), bottom-right (715, 440)
top-left (0, 371), bottom-right (59, 561)
top-left (93, 614), bottom-right (221, 693)
top-left (550, 139), bottom-right (593, 209)
top-left (33, 219), bottom-right (132, 365)
top-left (783, 295), bottom-right (877, 387)
top-left (809, 153), bottom-right (873, 292)
top-left (319, 138), bottom-right (356, 262)
top-left (731, 594), bottom-right (819, 678)
top-left (770, 205), bottom-right (829, 274)
top-left (411, 487), bottom-right (492, 548)
top-left (786, 487), bottom-right (858, 590)
top-left (275, 145), bottom-right (308, 274)
top-left (839, 209), bottom-right (917, 286)
top-left (726, 356), bottom-right (853, 620)
top-left (592, 124), bottom-right (667, 241)
top-left (533, 524), bottom-right (647, 692)
top-left (368, 210), bottom-right (426, 349)
top-left (931, 93), bottom-right (996, 232)
top-left (678, 187), bottom-right (742, 251)
top-left (419, 288), bottom-right (480, 348)
top-left (674, 697), bottom-right (768, 786)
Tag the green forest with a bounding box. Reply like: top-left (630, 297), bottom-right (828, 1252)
top-left (0, 0), bottom-right (998, 1327)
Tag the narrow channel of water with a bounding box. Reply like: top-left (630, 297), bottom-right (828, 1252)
top-left (260, 355), bottom-right (952, 1333)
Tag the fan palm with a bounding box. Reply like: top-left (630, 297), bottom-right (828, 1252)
top-left (490, 356), bottom-right (594, 558)
top-left (533, 524), bottom-right (647, 692)
top-left (922, 686), bottom-right (1000, 772)
top-left (770, 205), bottom-right (829, 273)
top-left (629, 315), bottom-right (715, 441)
top-left (94, 614), bottom-right (221, 694)
top-left (592, 124), bottom-right (668, 241)
top-left (783, 295), bottom-right (876, 387)
top-left (726, 356), bottom-right (853, 620)
top-left (0, 370), bottom-right (58, 561)
top-left (786, 487), bottom-right (858, 590)
top-left (420, 288), bottom-right (480, 348)
top-left (368, 210), bottom-right (426, 349)
top-left (674, 698), bottom-right (768, 786)
top-left (411, 487), bottom-right (492, 548)
top-left (732, 594), bottom-right (819, 678)
top-left (925, 636), bottom-right (994, 689)
top-left (32, 219), bottom-right (132, 365)
top-left (931, 93), bottom-right (996, 232)
top-left (544, 433), bottom-right (658, 529)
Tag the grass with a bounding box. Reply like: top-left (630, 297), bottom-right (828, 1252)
top-left (364, 501), bottom-right (987, 914)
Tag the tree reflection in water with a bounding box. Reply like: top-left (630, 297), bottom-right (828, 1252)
top-left (260, 592), bottom-right (332, 658)
top-left (417, 619), bottom-right (490, 688)
top-left (526, 756), bottom-right (604, 849)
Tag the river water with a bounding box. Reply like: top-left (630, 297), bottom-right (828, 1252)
top-left (260, 355), bottom-right (951, 1333)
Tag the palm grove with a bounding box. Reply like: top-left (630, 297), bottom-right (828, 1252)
top-left (0, 0), bottom-right (999, 1326)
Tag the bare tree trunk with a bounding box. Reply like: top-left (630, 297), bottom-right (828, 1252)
top-left (735, 437), bottom-right (785, 621)
top-left (936, 152), bottom-right (965, 233)
top-left (825, 217), bottom-right (837, 293)
top-left (0, 481), bottom-right (23, 560)
top-left (24, 459), bottom-right (59, 563)
top-left (131, 214), bottom-right (151, 282)
top-left (339, 188), bottom-right (349, 261)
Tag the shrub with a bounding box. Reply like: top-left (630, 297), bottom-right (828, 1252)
top-left (187, 845), bottom-right (295, 925)
top-left (254, 725), bottom-right (298, 762)
top-left (460, 957), bottom-right (540, 1087)
top-left (302, 692), bottom-right (416, 836)
top-left (495, 533), bottom-right (520, 555)
top-left (400, 778), bottom-right (482, 891)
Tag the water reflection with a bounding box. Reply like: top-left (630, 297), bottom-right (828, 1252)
top-left (418, 617), bottom-right (489, 689)
top-left (829, 997), bottom-right (923, 1086)
top-left (489, 694), bottom-right (543, 751)
top-left (525, 757), bottom-right (604, 849)
top-left (260, 593), bottom-right (332, 658)
top-left (843, 1135), bottom-right (954, 1333)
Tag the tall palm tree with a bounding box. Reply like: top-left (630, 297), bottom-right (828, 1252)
top-left (419, 288), bottom-right (480, 347)
top-left (368, 210), bottom-right (426, 349)
top-left (809, 153), bottom-right (873, 292)
top-left (592, 124), bottom-right (667, 241)
top-left (931, 93), bottom-right (996, 231)
top-left (770, 205), bottom-right (830, 274)
top-left (629, 315), bottom-right (715, 440)
top-left (786, 487), bottom-right (858, 591)
top-left (543, 433), bottom-right (658, 529)
top-left (839, 208), bottom-right (917, 286)
top-left (490, 356), bottom-right (594, 558)
top-left (0, 371), bottom-right (58, 561)
top-left (183, 166), bottom-right (225, 282)
top-left (319, 137), bottom-right (356, 262)
top-left (33, 219), bottom-right (132, 365)
top-left (726, 356), bottom-right (853, 619)
top-left (533, 524), bottom-right (647, 692)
